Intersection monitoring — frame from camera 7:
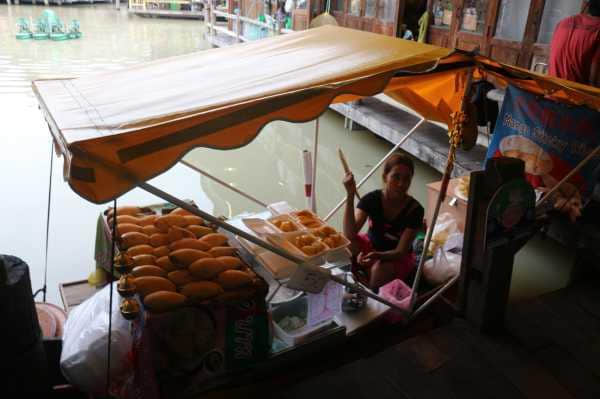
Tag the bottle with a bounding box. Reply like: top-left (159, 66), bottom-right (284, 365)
top-left (412, 231), bottom-right (426, 266)
top-left (433, 0), bottom-right (443, 26)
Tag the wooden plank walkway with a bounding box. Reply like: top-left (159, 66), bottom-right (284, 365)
top-left (205, 31), bottom-right (239, 48)
top-left (128, 9), bottom-right (205, 19)
top-left (330, 97), bottom-right (489, 176)
top-left (271, 281), bottom-right (600, 399)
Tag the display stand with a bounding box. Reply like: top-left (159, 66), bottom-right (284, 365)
top-left (459, 157), bottom-right (539, 333)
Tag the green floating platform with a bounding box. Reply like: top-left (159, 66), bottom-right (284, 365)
top-left (16, 10), bottom-right (82, 41)
top-left (15, 17), bottom-right (32, 40)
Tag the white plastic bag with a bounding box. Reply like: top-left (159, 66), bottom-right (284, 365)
top-left (60, 283), bottom-right (132, 395)
top-left (423, 248), bottom-right (461, 285)
top-left (430, 212), bottom-right (463, 253)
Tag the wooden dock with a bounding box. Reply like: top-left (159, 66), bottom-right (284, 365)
top-left (330, 96), bottom-right (489, 177)
top-left (129, 9), bottom-right (205, 19)
top-left (128, 0), bottom-right (205, 19)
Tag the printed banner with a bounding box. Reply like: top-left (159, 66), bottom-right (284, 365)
top-left (486, 85), bottom-right (600, 200)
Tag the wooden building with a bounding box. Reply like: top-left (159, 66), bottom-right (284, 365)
top-left (426, 0), bottom-right (587, 72)
top-left (214, 0), bottom-right (588, 73)
top-left (233, 0), bottom-right (423, 36)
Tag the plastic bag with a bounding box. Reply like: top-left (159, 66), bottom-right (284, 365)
top-left (60, 283), bottom-right (132, 395)
top-left (379, 279), bottom-right (412, 324)
top-left (429, 212), bottom-right (463, 254)
top-left (423, 249), bottom-right (461, 285)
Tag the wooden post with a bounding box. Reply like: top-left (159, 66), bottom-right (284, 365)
top-left (236, 9), bottom-right (241, 42)
top-left (44, 0), bottom-right (49, 5)
top-left (204, 0), bottom-right (209, 29)
top-left (211, 2), bottom-right (216, 36)
top-left (460, 158), bottom-right (536, 333)
top-left (116, 0), bottom-right (121, 11)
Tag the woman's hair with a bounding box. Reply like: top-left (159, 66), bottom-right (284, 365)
top-left (382, 152), bottom-right (414, 179)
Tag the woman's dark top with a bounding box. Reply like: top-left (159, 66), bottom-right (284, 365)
top-left (357, 189), bottom-right (424, 251)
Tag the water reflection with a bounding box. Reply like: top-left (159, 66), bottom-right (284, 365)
top-left (0, 4), bottom-right (569, 306)
top-left (0, 4), bottom-right (214, 305)
top-left (0, 4), bottom-right (391, 306)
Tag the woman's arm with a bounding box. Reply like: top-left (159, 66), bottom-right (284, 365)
top-left (363, 227), bottom-right (417, 263)
top-left (342, 172), bottom-right (368, 239)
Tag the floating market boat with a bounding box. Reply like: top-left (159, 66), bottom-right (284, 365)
top-left (21, 10), bottom-right (82, 41)
top-left (15, 18), bottom-right (32, 40)
top-left (32, 18), bottom-right (50, 40)
top-left (67, 20), bottom-right (82, 39)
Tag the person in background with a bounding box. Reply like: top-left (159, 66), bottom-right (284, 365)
top-left (400, 24), bottom-right (415, 40)
top-left (342, 153), bottom-right (424, 290)
top-left (549, 0), bottom-right (600, 87)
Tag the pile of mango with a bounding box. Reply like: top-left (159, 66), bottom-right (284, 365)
top-left (108, 206), bottom-right (261, 313)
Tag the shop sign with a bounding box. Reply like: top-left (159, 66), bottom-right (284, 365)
top-left (486, 85), bottom-right (600, 201)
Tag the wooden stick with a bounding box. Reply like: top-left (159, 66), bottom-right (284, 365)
top-left (536, 144), bottom-right (600, 209)
top-left (338, 148), bottom-right (361, 200)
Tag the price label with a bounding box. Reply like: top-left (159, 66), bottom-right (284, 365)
top-left (286, 263), bottom-right (330, 294)
top-left (307, 280), bottom-right (343, 326)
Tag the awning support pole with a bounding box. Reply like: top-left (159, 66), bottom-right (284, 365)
top-left (137, 181), bottom-right (409, 314)
top-left (180, 160), bottom-right (268, 208)
top-left (323, 118), bottom-right (426, 222)
top-left (409, 274), bottom-right (459, 321)
top-left (311, 118), bottom-right (319, 213)
top-left (409, 68), bottom-right (474, 312)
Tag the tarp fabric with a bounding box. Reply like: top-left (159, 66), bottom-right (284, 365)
top-left (32, 25), bottom-right (600, 204)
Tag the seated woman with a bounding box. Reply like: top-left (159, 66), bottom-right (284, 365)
top-left (342, 153), bottom-right (424, 290)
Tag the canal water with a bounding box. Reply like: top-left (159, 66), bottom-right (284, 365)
top-left (0, 3), bottom-right (573, 306)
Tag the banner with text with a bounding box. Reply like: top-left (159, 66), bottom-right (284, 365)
top-left (486, 85), bottom-right (600, 199)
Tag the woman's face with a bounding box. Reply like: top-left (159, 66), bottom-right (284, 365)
top-left (384, 164), bottom-right (412, 198)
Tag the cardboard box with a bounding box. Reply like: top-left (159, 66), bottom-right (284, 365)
top-left (128, 286), bottom-right (271, 398)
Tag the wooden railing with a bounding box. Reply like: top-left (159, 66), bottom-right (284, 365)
top-left (204, 0), bottom-right (293, 45)
top-left (129, 0), bottom-right (203, 13)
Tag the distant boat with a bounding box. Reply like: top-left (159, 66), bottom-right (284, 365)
top-left (67, 20), bottom-right (82, 39)
top-left (20, 10), bottom-right (82, 41)
top-left (15, 17), bottom-right (32, 40)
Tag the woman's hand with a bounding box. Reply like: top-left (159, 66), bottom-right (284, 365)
top-left (359, 251), bottom-right (383, 265)
top-left (343, 172), bottom-right (357, 198)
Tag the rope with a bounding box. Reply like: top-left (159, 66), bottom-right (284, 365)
top-left (439, 110), bottom-right (466, 201)
top-left (106, 198), bottom-right (117, 396)
top-left (410, 69), bottom-right (474, 311)
top-left (42, 139), bottom-right (55, 302)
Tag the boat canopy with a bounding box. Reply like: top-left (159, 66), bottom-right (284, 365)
top-left (33, 25), bottom-right (600, 204)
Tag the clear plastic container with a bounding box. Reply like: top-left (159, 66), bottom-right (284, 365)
top-left (310, 226), bottom-right (351, 261)
top-left (290, 209), bottom-right (325, 229)
top-left (268, 231), bottom-right (330, 261)
top-left (267, 214), bottom-right (303, 233)
top-left (271, 296), bottom-right (334, 347)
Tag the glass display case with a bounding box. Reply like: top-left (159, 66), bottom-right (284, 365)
top-left (460, 0), bottom-right (487, 34)
top-left (365, 0), bottom-right (376, 18)
top-left (381, 0), bottom-right (397, 22)
top-left (426, 0), bottom-right (586, 70)
top-left (432, 0), bottom-right (454, 28)
top-left (494, 0), bottom-right (531, 42)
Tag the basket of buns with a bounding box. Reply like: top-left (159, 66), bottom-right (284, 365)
top-left (104, 204), bottom-right (266, 314)
top-left (264, 209), bottom-right (350, 263)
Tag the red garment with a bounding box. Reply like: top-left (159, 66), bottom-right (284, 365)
top-left (549, 14), bottom-right (600, 86)
top-left (351, 233), bottom-right (416, 284)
